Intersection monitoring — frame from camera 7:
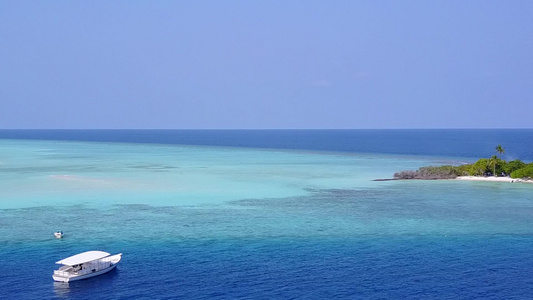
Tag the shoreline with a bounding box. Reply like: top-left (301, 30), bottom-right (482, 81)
top-left (375, 176), bottom-right (533, 184)
top-left (455, 176), bottom-right (533, 183)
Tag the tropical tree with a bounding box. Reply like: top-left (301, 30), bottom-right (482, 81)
top-left (488, 155), bottom-right (499, 177)
top-left (511, 163), bottom-right (533, 179)
top-left (504, 159), bottom-right (526, 174)
top-left (470, 158), bottom-right (489, 176)
top-left (491, 145), bottom-right (505, 176)
top-left (495, 145), bottom-right (505, 156)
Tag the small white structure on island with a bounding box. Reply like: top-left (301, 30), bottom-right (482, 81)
top-left (53, 251), bottom-right (122, 282)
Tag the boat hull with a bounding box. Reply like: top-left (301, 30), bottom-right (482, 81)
top-left (53, 263), bottom-right (117, 282)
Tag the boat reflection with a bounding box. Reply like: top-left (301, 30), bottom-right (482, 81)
top-left (53, 282), bottom-right (70, 298)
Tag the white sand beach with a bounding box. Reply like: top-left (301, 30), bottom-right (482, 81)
top-left (456, 176), bottom-right (533, 184)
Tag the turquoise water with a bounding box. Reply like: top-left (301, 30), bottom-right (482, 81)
top-left (1, 133), bottom-right (533, 299)
top-left (0, 139), bottom-right (438, 210)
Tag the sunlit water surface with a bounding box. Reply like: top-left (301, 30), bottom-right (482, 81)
top-left (1, 136), bottom-right (532, 299)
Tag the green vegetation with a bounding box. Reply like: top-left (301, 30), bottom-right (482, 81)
top-left (511, 164), bottom-right (533, 179)
top-left (505, 159), bottom-right (526, 174)
top-left (394, 145), bottom-right (533, 180)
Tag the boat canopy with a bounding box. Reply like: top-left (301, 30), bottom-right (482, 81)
top-left (56, 251), bottom-right (111, 265)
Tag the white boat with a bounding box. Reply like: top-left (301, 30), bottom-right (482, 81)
top-left (53, 251), bottom-right (122, 282)
top-left (54, 231), bottom-right (64, 239)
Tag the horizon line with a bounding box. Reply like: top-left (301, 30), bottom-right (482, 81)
top-left (1, 128), bottom-right (532, 131)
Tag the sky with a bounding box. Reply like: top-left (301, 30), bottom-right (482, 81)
top-left (1, 1), bottom-right (532, 129)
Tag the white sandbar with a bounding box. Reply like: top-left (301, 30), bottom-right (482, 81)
top-left (456, 176), bottom-right (533, 184)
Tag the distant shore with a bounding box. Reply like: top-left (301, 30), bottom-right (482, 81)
top-left (375, 176), bottom-right (533, 184)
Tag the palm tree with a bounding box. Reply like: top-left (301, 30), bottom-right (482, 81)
top-left (493, 145), bottom-right (505, 177)
top-left (495, 145), bottom-right (505, 156)
top-left (489, 155), bottom-right (499, 177)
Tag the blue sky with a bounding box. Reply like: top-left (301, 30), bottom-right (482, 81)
top-left (1, 1), bottom-right (532, 129)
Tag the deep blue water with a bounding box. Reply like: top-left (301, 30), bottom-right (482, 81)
top-left (1, 130), bottom-right (532, 300)
top-left (1, 129), bottom-right (532, 160)
top-left (3, 236), bottom-right (533, 299)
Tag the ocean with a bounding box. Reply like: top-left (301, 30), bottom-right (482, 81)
top-left (0, 130), bottom-right (532, 299)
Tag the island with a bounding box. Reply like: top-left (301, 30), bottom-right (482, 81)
top-left (391, 145), bottom-right (533, 183)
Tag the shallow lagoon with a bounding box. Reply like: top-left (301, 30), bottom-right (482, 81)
top-left (0, 139), bottom-right (440, 209)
